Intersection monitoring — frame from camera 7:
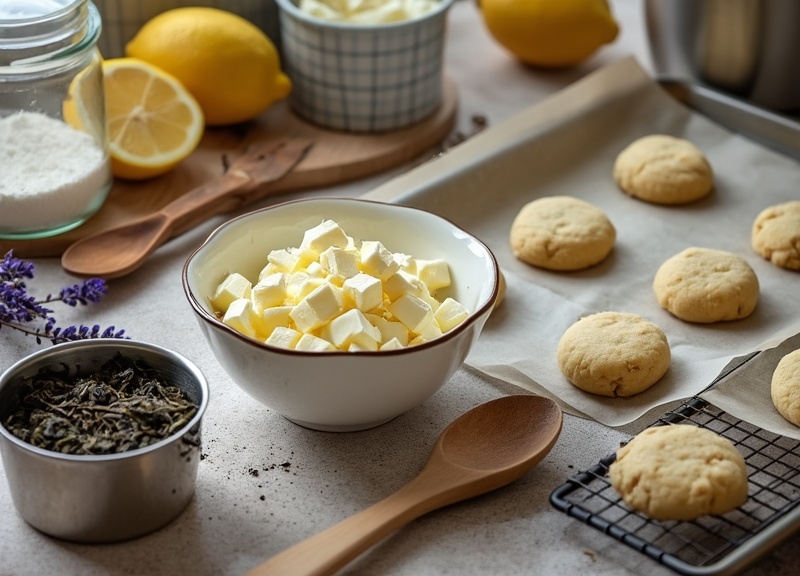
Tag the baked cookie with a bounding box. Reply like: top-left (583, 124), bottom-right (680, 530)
top-left (557, 311), bottom-right (670, 397)
top-left (771, 348), bottom-right (800, 426)
top-left (752, 200), bottom-right (800, 271)
top-left (608, 424), bottom-right (748, 521)
top-left (509, 196), bottom-right (616, 271)
top-left (653, 247), bottom-right (759, 323)
top-left (613, 134), bottom-right (714, 204)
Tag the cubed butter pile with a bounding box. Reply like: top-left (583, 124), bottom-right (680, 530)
top-left (211, 220), bottom-right (469, 351)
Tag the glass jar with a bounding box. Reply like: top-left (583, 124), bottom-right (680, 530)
top-left (0, 0), bottom-right (111, 239)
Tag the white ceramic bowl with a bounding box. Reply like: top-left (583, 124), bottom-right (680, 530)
top-left (183, 197), bottom-right (499, 432)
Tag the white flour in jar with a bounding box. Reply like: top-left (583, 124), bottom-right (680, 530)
top-left (0, 111), bottom-right (110, 232)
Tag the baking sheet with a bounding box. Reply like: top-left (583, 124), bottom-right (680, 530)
top-left (364, 57), bottom-right (800, 429)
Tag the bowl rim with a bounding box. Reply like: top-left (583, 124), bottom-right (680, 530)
top-left (0, 339), bottom-right (209, 462)
top-left (274, 0), bottom-right (455, 31)
top-left (182, 196), bottom-right (500, 357)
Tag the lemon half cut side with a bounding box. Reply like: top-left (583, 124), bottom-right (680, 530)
top-left (103, 58), bottom-right (205, 180)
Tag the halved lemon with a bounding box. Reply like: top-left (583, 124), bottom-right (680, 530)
top-left (103, 58), bottom-right (205, 180)
top-left (63, 58), bottom-right (106, 143)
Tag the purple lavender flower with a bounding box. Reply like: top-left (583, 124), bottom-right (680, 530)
top-left (0, 250), bottom-right (127, 345)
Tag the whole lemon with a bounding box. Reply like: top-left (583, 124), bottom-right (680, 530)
top-left (479, 0), bottom-right (619, 68)
top-left (126, 7), bottom-right (291, 126)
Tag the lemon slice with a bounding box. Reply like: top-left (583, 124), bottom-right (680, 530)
top-left (63, 60), bottom-right (106, 143)
top-left (103, 58), bottom-right (205, 180)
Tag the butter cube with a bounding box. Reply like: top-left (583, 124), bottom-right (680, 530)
top-left (320, 246), bottom-right (358, 279)
top-left (379, 337), bottom-right (406, 351)
top-left (394, 252), bottom-right (416, 275)
top-left (348, 342), bottom-right (376, 352)
top-left (417, 319), bottom-right (443, 341)
top-left (251, 273), bottom-right (287, 312)
top-left (301, 220), bottom-right (349, 255)
top-left (343, 273), bottom-right (382, 311)
top-left (327, 309), bottom-right (382, 350)
top-left (360, 240), bottom-right (400, 280)
top-left (295, 333), bottom-right (338, 351)
top-left (416, 258), bottom-right (451, 292)
top-left (211, 273), bottom-right (252, 312)
top-left (290, 283), bottom-right (342, 333)
top-left (260, 305), bottom-right (293, 338)
top-left (222, 297), bottom-right (257, 338)
top-left (295, 276), bottom-right (326, 302)
top-left (306, 261), bottom-right (325, 278)
top-left (266, 326), bottom-right (302, 349)
top-left (258, 262), bottom-right (280, 281)
top-left (388, 294), bottom-right (434, 334)
top-left (421, 292), bottom-right (441, 313)
top-left (365, 313), bottom-right (409, 346)
top-left (383, 270), bottom-right (426, 302)
top-left (435, 297), bottom-right (469, 332)
top-left (267, 248), bottom-right (300, 272)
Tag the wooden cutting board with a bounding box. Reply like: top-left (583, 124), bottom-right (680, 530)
top-left (3, 79), bottom-right (457, 258)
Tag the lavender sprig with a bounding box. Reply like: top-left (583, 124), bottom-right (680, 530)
top-left (0, 251), bottom-right (127, 345)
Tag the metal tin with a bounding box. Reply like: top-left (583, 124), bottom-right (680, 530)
top-left (645, 0), bottom-right (800, 113)
top-left (0, 340), bottom-right (208, 543)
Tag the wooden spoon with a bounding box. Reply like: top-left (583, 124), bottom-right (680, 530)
top-left (61, 138), bottom-right (313, 279)
top-left (245, 395), bottom-right (563, 576)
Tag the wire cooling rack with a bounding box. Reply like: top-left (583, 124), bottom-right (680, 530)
top-left (550, 393), bottom-right (800, 575)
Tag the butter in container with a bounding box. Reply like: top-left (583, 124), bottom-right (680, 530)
top-left (276, 0), bottom-right (455, 133)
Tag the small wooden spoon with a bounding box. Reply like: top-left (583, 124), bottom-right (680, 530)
top-left (61, 138), bottom-right (313, 279)
top-left (245, 395), bottom-right (563, 576)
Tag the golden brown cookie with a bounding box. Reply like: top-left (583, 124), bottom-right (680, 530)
top-left (752, 200), bottom-right (800, 271)
top-left (653, 247), bottom-right (759, 323)
top-left (509, 196), bottom-right (616, 271)
top-left (609, 424), bottom-right (748, 521)
top-left (613, 134), bottom-right (714, 204)
top-left (771, 348), bottom-right (800, 426)
top-left (557, 311), bottom-right (670, 397)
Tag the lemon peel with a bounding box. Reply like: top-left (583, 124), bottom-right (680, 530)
top-left (126, 7), bottom-right (292, 126)
top-left (480, 0), bottom-right (619, 68)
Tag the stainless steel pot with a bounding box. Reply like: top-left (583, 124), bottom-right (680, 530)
top-left (645, 0), bottom-right (800, 113)
top-left (0, 340), bottom-right (209, 543)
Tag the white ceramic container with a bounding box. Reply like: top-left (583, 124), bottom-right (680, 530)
top-left (182, 197), bottom-right (499, 432)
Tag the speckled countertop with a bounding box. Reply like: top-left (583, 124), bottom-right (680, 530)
top-left (1, 2), bottom-right (799, 575)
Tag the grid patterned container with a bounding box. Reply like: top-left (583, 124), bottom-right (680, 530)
top-left (276, 0), bottom-right (454, 133)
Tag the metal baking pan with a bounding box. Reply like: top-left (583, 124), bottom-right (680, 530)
top-left (657, 77), bottom-right (800, 163)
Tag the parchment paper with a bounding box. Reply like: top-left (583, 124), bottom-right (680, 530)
top-left (365, 57), bottom-right (800, 429)
top-left (702, 332), bottom-right (800, 440)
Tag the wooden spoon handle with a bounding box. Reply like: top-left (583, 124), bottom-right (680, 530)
top-left (245, 472), bottom-right (450, 576)
top-left (161, 138), bottom-right (313, 236)
top-left (245, 460), bottom-right (494, 576)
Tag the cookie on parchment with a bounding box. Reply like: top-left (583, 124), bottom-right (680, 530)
top-left (608, 424), bottom-right (748, 521)
top-left (771, 348), bottom-right (800, 427)
top-left (557, 311), bottom-right (670, 397)
top-left (752, 200), bottom-right (800, 271)
top-left (653, 247), bottom-right (759, 323)
top-left (509, 196), bottom-right (616, 271)
top-left (613, 134), bottom-right (714, 205)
